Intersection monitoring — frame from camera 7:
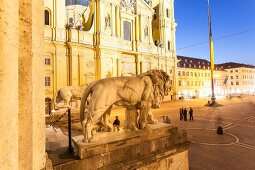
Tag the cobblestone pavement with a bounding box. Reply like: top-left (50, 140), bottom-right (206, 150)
top-left (46, 96), bottom-right (255, 169)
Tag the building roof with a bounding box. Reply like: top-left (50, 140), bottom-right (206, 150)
top-left (215, 62), bottom-right (255, 69)
top-left (177, 55), bottom-right (254, 71)
top-left (177, 55), bottom-right (211, 70)
top-left (65, 0), bottom-right (90, 6)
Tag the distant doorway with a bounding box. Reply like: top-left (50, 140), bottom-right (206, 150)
top-left (45, 98), bottom-right (52, 115)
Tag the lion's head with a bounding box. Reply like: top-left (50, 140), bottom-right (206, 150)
top-left (138, 70), bottom-right (170, 108)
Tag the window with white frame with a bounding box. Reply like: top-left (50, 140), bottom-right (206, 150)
top-left (45, 77), bottom-right (51, 86)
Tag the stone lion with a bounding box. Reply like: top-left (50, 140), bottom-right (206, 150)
top-left (80, 70), bottom-right (170, 142)
top-left (54, 84), bottom-right (88, 108)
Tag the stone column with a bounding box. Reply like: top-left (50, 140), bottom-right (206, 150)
top-left (0, 0), bottom-right (19, 169)
top-left (0, 0), bottom-right (45, 169)
top-left (111, 3), bottom-right (116, 36)
top-left (115, 6), bottom-right (120, 37)
top-left (132, 20), bottom-right (136, 50)
top-left (140, 15), bottom-right (144, 41)
top-left (18, 0), bottom-right (45, 169)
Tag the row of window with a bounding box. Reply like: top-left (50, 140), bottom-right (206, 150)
top-left (243, 75), bottom-right (255, 79)
top-left (178, 80), bottom-right (224, 87)
top-left (230, 82), bottom-right (239, 86)
top-left (230, 81), bottom-right (255, 86)
top-left (178, 80), bottom-right (205, 87)
top-left (243, 81), bottom-right (255, 85)
top-left (230, 75), bottom-right (255, 79)
top-left (230, 70), bottom-right (238, 73)
top-left (178, 71), bottom-right (211, 77)
top-left (178, 63), bottom-right (210, 69)
top-left (242, 70), bottom-right (255, 73)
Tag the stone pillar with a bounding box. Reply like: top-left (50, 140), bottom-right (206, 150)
top-left (18, 0), bottom-right (45, 169)
top-left (0, 0), bottom-right (45, 169)
top-left (0, 0), bottom-right (19, 169)
top-left (140, 15), bottom-right (144, 41)
top-left (135, 16), bottom-right (139, 42)
top-left (111, 4), bottom-right (116, 36)
top-left (132, 20), bottom-right (136, 50)
top-left (135, 55), bottom-right (139, 75)
top-left (115, 6), bottom-right (120, 37)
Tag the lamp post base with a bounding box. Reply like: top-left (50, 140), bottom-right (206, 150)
top-left (205, 100), bottom-right (223, 107)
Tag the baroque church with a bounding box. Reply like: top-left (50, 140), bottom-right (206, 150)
top-left (44, 0), bottom-right (177, 100)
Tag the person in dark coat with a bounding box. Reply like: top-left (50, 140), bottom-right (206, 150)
top-left (113, 116), bottom-right (120, 131)
top-left (184, 108), bottom-right (187, 121)
top-left (189, 107), bottom-right (194, 121)
top-left (179, 108), bottom-right (183, 120)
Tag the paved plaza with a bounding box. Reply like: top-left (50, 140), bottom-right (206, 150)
top-left (46, 96), bottom-right (255, 169)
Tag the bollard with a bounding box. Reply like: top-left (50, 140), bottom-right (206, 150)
top-left (68, 108), bottom-right (74, 152)
top-left (217, 124), bottom-right (223, 135)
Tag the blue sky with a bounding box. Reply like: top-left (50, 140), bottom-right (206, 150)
top-left (174, 0), bottom-right (255, 65)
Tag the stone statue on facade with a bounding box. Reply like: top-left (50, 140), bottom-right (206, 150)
top-left (120, 0), bottom-right (136, 14)
top-left (80, 69), bottom-right (170, 142)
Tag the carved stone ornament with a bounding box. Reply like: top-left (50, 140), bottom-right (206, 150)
top-left (120, 0), bottom-right (136, 13)
top-left (105, 14), bottom-right (111, 30)
top-left (86, 61), bottom-right (93, 68)
top-left (144, 25), bottom-right (148, 37)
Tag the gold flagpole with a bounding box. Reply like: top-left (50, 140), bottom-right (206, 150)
top-left (207, 0), bottom-right (216, 104)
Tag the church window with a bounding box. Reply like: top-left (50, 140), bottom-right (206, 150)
top-left (69, 18), bottom-right (74, 26)
top-left (178, 81), bottom-right (181, 86)
top-left (45, 58), bottom-right (51, 65)
top-left (168, 41), bottom-right (171, 51)
top-left (44, 9), bottom-right (50, 26)
top-left (45, 77), bottom-right (51, 86)
top-left (166, 8), bottom-right (169, 18)
top-left (124, 21), bottom-right (131, 41)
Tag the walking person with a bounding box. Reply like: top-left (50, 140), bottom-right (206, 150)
top-left (189, 107), bottom-right (194, 121)
top-left (184, 108), bottom-right (187, 121)
top-left (113, 116), bottom-right (120, 131)
top-left (179, 108), bottom-right (183, 120)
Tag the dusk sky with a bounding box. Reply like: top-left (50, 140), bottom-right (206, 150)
top-left (174, 0), bottom-right (255, 65)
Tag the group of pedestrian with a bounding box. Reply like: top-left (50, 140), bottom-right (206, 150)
top-left (179, 107), bottom-right (193, 121)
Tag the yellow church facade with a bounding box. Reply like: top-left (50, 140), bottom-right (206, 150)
top-left (44, 0), bottom-right (178, 101)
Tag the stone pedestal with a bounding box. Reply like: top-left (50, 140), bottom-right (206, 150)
top-left (54, 123), bottom-right (190, 170)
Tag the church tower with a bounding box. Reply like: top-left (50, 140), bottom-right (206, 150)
top-left (152, 0), bottom-right (177, 58)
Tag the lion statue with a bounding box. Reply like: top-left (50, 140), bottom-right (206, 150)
top-left (80, 69), bottom-right (170, 142)
top-left (54, 84), bottom-right (88, 108)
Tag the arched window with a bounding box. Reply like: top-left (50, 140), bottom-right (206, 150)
top-left (168, 41), bottom-right (171, 50)
top-left (166, 8), bottom-right (169, 18)
top-left (44, 9), bottom-right (50, 26)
